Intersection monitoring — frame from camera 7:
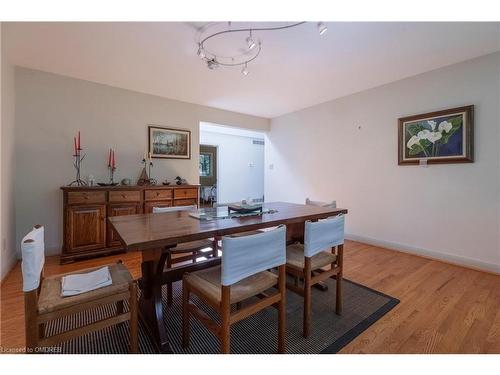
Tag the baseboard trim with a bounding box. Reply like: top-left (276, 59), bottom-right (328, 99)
top-left (345, 233), bottom-right (500, 275)
top-left (45, 245), bottom-right (61, 257)
top-left (1, 251), bottom-right (19, 283)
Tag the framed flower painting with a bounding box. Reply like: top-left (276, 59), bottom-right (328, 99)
top-left (398, 105), bottom-right (474, 165)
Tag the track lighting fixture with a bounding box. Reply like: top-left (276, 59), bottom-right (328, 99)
top-left (197, 22), bottom-right (325, 76)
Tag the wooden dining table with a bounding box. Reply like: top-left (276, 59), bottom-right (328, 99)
top-left (109, 201), bottom-right (347, 353)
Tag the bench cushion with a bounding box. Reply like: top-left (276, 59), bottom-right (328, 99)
top-left (38, 262), bottom-right (132, 314)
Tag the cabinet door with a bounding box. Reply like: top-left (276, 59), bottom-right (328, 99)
top-left (107, 203), bottom-right (142, 247)
top-left (66, 205), bottom-right (106, 253)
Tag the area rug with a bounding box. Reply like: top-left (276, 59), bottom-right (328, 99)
top-left (45, 278), bottom-right (399, 354)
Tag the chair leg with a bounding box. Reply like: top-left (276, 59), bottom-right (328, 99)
top-left (24, 291), bottom-right (39, 353)
top-left (182, 281), bottom-right (190, 349)
top-left (220, 285), bottom-right (231, 354)
top-left (278, 265), bottom-right (286, 354)
top-left (38, 322), bottom-right (46, 340)
top-left (335, 244), bottom-right (344, 315)
top-left (336, 275), bottom-right (343, 315)
top-left (129, 282), bottom-right (138, 354)
top-left (303, 258), bottom-right (312, 338)
top-left (212, 237), bottom-right (219, 258)
top-left (166, 253), bottom-right (173, 307)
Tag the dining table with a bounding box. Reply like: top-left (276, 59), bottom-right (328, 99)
top-left (109, 201), bottom-right (348, 353)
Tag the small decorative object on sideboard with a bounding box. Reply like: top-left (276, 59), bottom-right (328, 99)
top-left (107, 148), bottom-right (118, 185)
top-left (175, 176), bottom-right (188, 185)
top-left (121, 178), bottom-right (132, 186)
top-left (68, 131), bottom-right (87, 186)
top-left (162, 179), bottom-right (171, 186)
top-left (137, 150), bottom-right (157, 185)
top-left (87, 174), bottom-right (96, 187)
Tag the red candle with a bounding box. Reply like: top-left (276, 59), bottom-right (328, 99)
top-left (77, 131), bottom-right (81, 150)
top-left (108, 148), bottom-right (112, 167)
top-left (112, 149), bottom-right (116, 168)
top-left (74, 137), bottom-right (77, 155)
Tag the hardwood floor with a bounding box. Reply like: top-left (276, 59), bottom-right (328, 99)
top-left (1, 240), bottom-right (499, 353)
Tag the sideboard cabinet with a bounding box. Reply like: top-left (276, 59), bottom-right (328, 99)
top-left (60, 185), bottom-right (200, 263)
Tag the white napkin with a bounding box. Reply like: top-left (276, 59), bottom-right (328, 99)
top-left (61, 266), bottom-right (112, 297)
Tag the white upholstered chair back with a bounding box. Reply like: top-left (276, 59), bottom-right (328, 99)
top-left (305, 198), bottom-right (337, 209)
top-left (21, 225), bottom-right (45, 292)
top-left (152, 205), bottom-right (197, 213)
top-left (221, 225), bottom-right (286, 286)
top-left (304, 216), bottom-right (345, 257)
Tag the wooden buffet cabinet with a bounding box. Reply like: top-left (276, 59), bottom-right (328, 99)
top-left (60, 185), bottom-right (200, 263)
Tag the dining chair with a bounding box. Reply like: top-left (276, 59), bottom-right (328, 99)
top-left (305, 197), bottom-right (337, 208)
top-left (22, 225), bottom-right (138, 353)
top-left (285, 215), bottom-right (345, 338)
top-left (182, 225), bottom-right (287, 353)
top-left (153, 205), bottom-right (218, 306)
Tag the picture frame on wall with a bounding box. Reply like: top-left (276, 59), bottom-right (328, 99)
top-left (148, 125), bottom-right (191, 159)
top-left (398, 105), bottom-right (474, 165)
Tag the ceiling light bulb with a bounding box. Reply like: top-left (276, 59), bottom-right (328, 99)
top-left (241, 63), bottom-right (249, 76)
top-left (246, 31), bottom-right (256, 50)
top-left (318, 22), bottom-right (327, 35)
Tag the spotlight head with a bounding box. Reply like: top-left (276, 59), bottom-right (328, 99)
top-left (246, 36), bottom-right (256, 50)
top-left (197, 46), bottom-right (206, 59)
top-left (241, 63), bottom-right (249, 76)
top-left (318, 22), bottom-right (327, 35)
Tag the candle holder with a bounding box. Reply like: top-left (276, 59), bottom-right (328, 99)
top-left (68, 147), bottom-right (87, 186)
top-left (108, 165), bottom-right (116, 185)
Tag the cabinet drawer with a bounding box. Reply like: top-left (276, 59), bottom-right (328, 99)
top-left (174, 188), bottom-right (198, 199)
top-left (109, 190), bottom-right (141, 203)
top-left (67, 191), bottom-right (106, 205)
top-left (145, 201), bottom-right (172, 213)
top-left (145, 189), bottom-right (173, 201)
top-left (174, 199), bottom-right (197, 207)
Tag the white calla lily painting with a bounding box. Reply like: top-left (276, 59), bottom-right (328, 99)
top-left (398, 106), bottom-right (474, 165)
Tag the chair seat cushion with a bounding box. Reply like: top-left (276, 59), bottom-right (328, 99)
top-left (286, 243), bottom-right (337, 271)
top-left (38, 262), bottom-right (132, 314)
top-left (184, 266), bottom-right (278, 304)
top-left (173, 239), bottom-right (214, 253)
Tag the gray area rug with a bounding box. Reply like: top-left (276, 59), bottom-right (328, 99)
top-left (45, 278), bottom-right (399, 354)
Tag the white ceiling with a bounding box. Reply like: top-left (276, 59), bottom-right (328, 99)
top-left (4, 22), bottom-right (500, 118)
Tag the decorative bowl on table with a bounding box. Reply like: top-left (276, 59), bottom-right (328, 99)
top-left (227, 202), bottom-right (263, 214)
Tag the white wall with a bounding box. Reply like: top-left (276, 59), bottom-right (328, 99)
top-left (266, 52), bottom-right (500, 273)
top-left (14, 68), bottom-right (269, 255)
top-left (200, 130), bottom-right (264, 204)
top-left (1, 23), bottom-right (17, 280)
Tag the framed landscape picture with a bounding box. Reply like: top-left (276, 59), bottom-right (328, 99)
top-left (148, 125), bottom-right (191, 159)
top-left (398, 105), bottom-right (474, 165)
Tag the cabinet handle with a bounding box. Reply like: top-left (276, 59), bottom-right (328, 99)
top-left (122, 194), bottom-right (126, 199)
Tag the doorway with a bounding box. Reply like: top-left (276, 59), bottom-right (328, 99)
top-left (199, 144), bottom-right (218, 207)
top-left (199, 122), bottom-right (265, 207)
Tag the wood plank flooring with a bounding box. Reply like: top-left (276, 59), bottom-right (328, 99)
top-left (1, 240), bottom-right (499, 353)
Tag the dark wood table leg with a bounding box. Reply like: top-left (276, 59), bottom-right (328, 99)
top-left (138, 248), bottom-right (172, 353)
